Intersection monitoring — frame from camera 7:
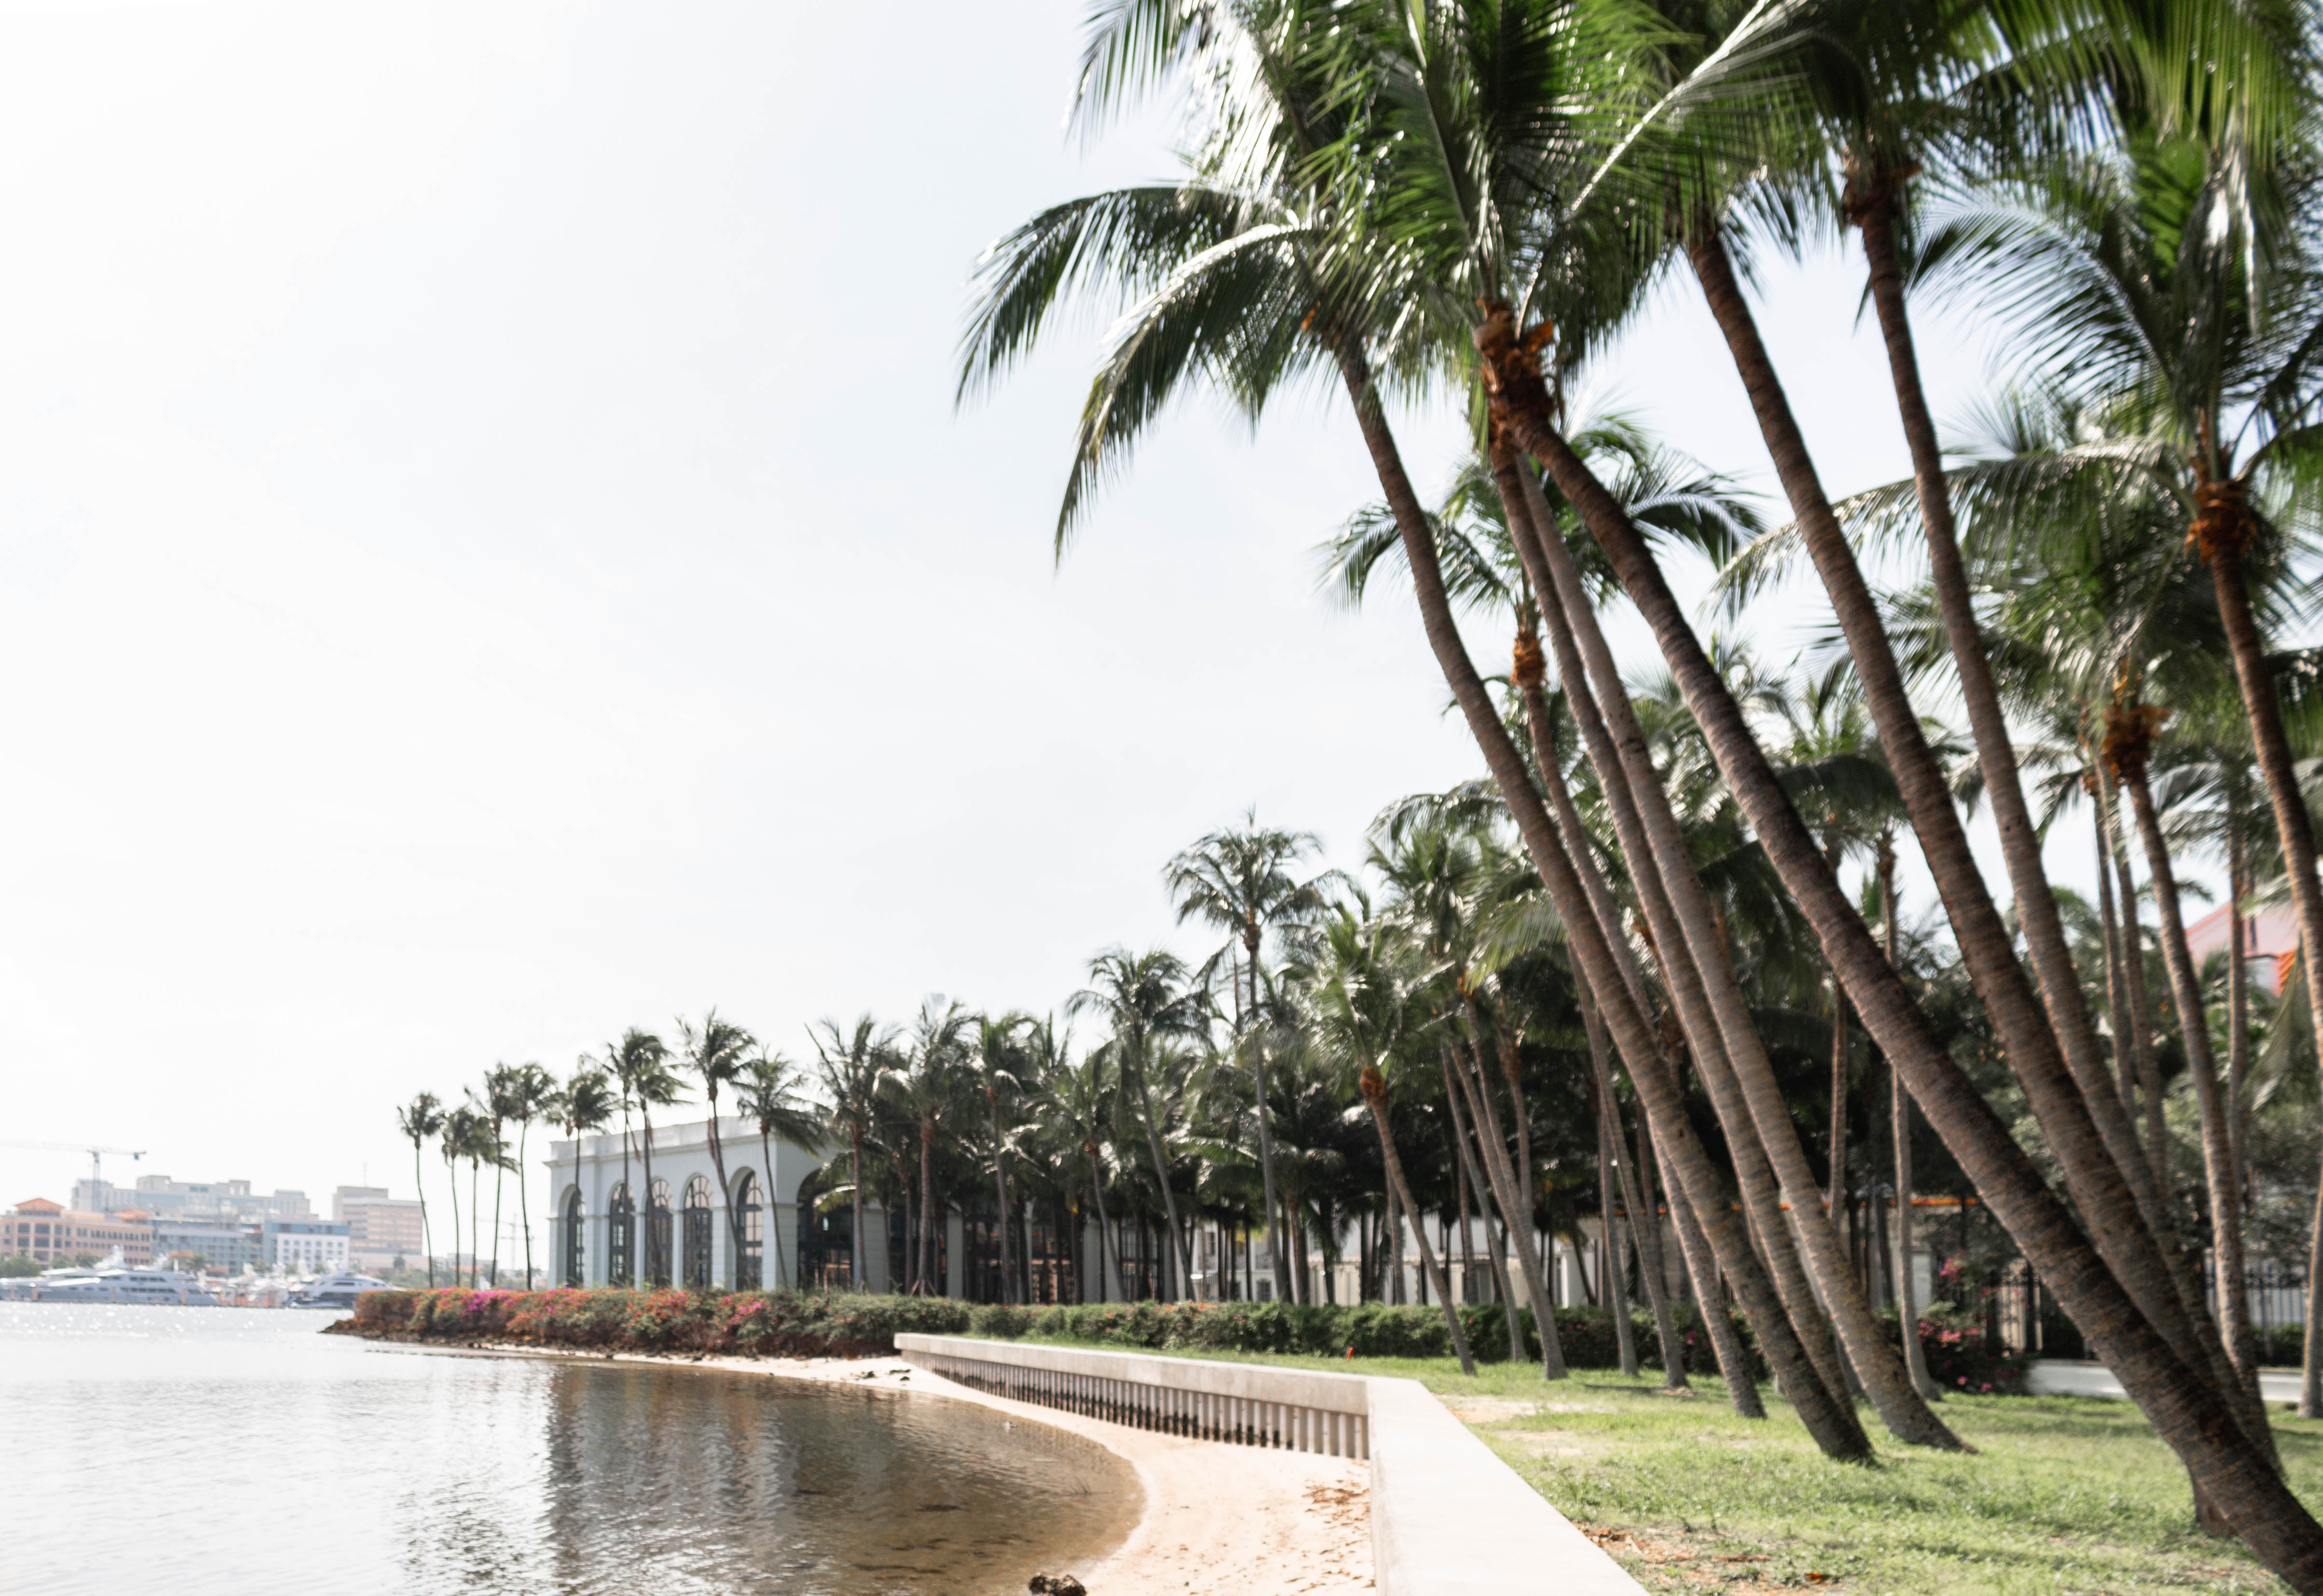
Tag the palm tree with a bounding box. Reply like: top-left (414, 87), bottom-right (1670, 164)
top-left (475, 1066), bottom-right (527, 1287)
top-left (972, 1012), bottom-right (1034, 1304)
top-left (679, 1009), bottom-right (757, 1285)
top-left (439, 1105), bottom-right (479, 1287)
top-left (737, 1051), bottom-right (821, 1289)
top-left (502, 1062), bottom-right (556, 1288)
top-left (965, 0), bottom-right (1867, 1458)
top-left (812, 1015), bottom-right (893, 1291)
top-left (396, 1093), bottom-right (445, 1287)
top-left (1069, 949), bottom-right (1208, 1299)
top-left (550, 1068), bottom-right (615, 1286)
top-left (1040, 1025), bottom-right (1125, 1302)
top-left (595, 1029), bottom-right (682, 1287)
top-left (1300, 905), bottom-right (1474, 1374)
top-left (882, 998), bottom-right (975, 1294)
top-left (1166, 811), bottom-right (1344, 1301)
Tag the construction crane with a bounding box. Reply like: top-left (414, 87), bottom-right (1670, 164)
top-left (0, 1140), bottom-right (147, 1199)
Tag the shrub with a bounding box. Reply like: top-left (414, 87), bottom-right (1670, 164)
top-left (969, 1304), bottom-right (1036, 1339)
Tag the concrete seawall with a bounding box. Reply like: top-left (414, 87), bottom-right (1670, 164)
top-left (896, 1334), bottom-right (1643, 1596)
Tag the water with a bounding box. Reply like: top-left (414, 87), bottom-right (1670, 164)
top-left (0, 1304), bottom-right (1139, 1596)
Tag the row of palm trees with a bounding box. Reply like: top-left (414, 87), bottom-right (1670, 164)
top-left (953, 0), bottom-right (2323, 1580)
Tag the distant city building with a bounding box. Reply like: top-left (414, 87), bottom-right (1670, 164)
top-left (72, 1176), bottom-right (312, 1221)
top-left (2, 1198), bottom-right (154, 1266)
top-left (151, 1217), bottom-right (262, 1274)
top-left (262, 1218), bottom-right (348, 1273)
top-left (334, 1187), bottom-right (421, 1269)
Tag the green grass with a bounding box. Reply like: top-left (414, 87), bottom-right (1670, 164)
top-left (1012, 1336), bottom-right (2323, 1593)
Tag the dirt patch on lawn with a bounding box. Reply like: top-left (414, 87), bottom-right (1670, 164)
top-left (1574, 1522), bottom-right (1841, 1592)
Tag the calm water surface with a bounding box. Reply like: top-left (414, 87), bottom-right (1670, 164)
top-left (0, 1304), bottom-right (1138, 1596)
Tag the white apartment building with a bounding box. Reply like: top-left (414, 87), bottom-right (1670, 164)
top-left (263, 1218), bottom-right (349, 1273)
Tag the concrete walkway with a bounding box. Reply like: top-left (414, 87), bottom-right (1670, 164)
top-left (2029, 1358), bottom-right (2302, 1403)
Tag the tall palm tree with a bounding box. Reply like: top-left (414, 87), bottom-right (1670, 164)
top-left (506, 1063), bottom-right (558, 1287)
top-left (1040, 1026), bottom-right (1125, 1302)
top-left (737, 1051), bottom-right (822, 1289)
top-left (972, 1012), bottom-right (1034, 1304)
top-left (396, 1093), bottom-right (445, 1288)
top-left (882, 998), bottom-right (976, 1294)
top-left (1299, 905), bottom-right (1475, 1374)
top-left (679, 1009), bottom-right (757, 1284)
top-left (596, 1029), bottom-right (683, 1287)
top-left (439, 1105), bottom-right (479, 1288)
top-left (476, 1065), bottom-right (527, 1288)
top-left (812, 1015), bottom-right (894, 1291)
top-left (550, 1068), bottom-right (614, 1285)
top-left (965, 0), bottom-right (1868, 1459)
top-left (1069, 948), bottom-right (1208, 1298)
top-left (1166, 811), bottom-right (1344, 1301)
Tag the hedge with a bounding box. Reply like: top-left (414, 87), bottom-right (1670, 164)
top-left (342, 1287), bottom-right (971, 1358)
top-left (342, 1287), bottom-right (2056, 1390)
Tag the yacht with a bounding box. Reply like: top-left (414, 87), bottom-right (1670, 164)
top-left (10, 1263), bottom-right (219, 1305)
top-left (288, 1272), bottom-right (387, 1310)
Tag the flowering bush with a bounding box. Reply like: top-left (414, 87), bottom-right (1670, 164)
top-left (1881, 1301), bottom-right (2031, 1395)
top-left (336, 1287), bottom-right (971, 1358)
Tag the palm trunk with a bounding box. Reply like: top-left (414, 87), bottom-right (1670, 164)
top-left (517, 1120), bottom-right (533, 1288)
top-left (414, 1143), bottom-right (435, 1289)
top-left (1514, 648), bottom-right (1688, 1387)
top-left (1132, 1061), bottom-right (1191, 1301)
top-left (1595, 1076), bottom-right (1638, 1377)
top-left (2112, 801), bottom-right (2169, 1185)
top-left (2227, 837), bottom-right (2252, 1218)
top-left (1088, 1150), bottom-right (1118, 1302)
top-left (1486, 324), bottom-right (2323, 1573)
top-left (1449, 1029), bottom-right (1569, 1379)
top-left (489, 1123), bottom-right (504, 1288)
top-left (1579, 986), bottom-right (1687, 1387)
top-left (468, 1159), bottom-right (481, 1290)
top-left (1881, 847), bottom-right (1942, 1402)
top-left (1665, 1147), bottom-right (1762, 1415)
top-left (1672, 237), bottom-right (2256, 1440)
top-left (704, 1088), bottom-right (740, 1288)
top-left (1857, 194), bottom-right (2188, 1257)
top-left (2124, 757), bottom-right (2265, 1395)
top-left (759, 1128), bottom-right (784, 1288)
top-left (1339, 341), bottom-right (1865, 1454)
top-left (2197, 481), bottom-right (2323, 1429)
top-left (1361, 1081), bottom-right (1475, 1375)
top-left (1496, 444), bottom-right (1915, 1436)
top-left (1441, 1048), bottom-right (1525, 1363)
top-left (919, 1117), bottom-right (936, 1295)
top-left (987, 1092), bottom-right (1014, 1305)
top-left (2094, 763), bottom-right (2141, 1114)
top-left (444, 1153), bottom-right (462, 1290)
top-left (639, 1110), bottom-right (661, 1287)
top-left (848, 1128), bottom-right (866, 1291)
top-left (1243, 942), bottom-right (1292, 1305)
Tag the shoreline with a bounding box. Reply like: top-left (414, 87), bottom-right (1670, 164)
top-left (362, 1336), bottom-right (1373, 1595)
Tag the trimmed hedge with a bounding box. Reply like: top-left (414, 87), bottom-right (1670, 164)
top-left (343, 1287), bottom-right (971, 1358)
top-left (973, 1296), bottom-right (1764, 1377)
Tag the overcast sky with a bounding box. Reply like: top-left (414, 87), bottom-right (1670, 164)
top-left (2, 0), bottom-right (2080, 1236)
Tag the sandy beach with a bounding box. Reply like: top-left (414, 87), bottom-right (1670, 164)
top-left (420, 1341), bottom-right (1373, 1596)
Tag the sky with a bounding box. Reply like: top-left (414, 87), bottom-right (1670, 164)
top-left (0, 0), bottom-right (2083, 1241)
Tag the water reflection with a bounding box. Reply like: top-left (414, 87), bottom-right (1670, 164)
top-left (2, 1305), bottom-right (1136, 1596)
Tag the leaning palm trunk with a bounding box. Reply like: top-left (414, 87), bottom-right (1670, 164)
top-left (2111, 803), bottom-right (2169, 1184)
top-left (2093, 763), bottom-right (2142, 1114)
top-left (1495, 447), bottom-right (1919, 1437)
top-left (1672, 240), bottom-right (2260, 1444)
top-left (1440, 1046), bottom-right (1528, 1365)
top-left (1337, 341), bottom-right (1869, 1458)
top-left (1131, 1064), bottom-right (1191, 1301)
top-left (1359, 1066), bottom-right (1474, 1375)
top-left (2121, 746), bottom-right (2264, 1393)
top-left (759, 1126), bottom-right (786, 1288)
top-left (1482, 322), bottom-right (2323, 1578)
top-left (1578, 986), bottom-right (1686, 1387)
top-left (1513, 642), bottom-right (1687, 1387)
top-left (2191, 470), bottom-right (2323, 1428)
top-left (704, 1090), bottom-right (739, 1287)
top-left (1447, 1029), bottom-right (1568, 1378)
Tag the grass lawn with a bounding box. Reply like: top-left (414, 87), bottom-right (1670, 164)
top-left (1012, 1337), bottom-right (2322, 1593)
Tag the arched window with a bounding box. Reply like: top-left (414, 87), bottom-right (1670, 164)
top-left (646, 1179), bottom-right (673, 1288)
top-left (734, 1170), bottom-right (763, 1290)
top-left (561, 1188), bottom-right (585, 1288)
top-left (796, 1170), bottom-right (854, 1290)
top-left (682, 1176), bottom-right (714, 1291)
top-left (608, 1184), bottom-right (634, 1287)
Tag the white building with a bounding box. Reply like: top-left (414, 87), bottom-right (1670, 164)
top-left (333, 1187), bottom-right (423, 1270)
top-left (263, 1218), bottom-right (349, 1273)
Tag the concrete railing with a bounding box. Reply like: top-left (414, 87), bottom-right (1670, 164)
top-left (895, 1333), bottom-right (1369, 1458)
top-left (894, 1334), bottom-right (1644, 1595)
